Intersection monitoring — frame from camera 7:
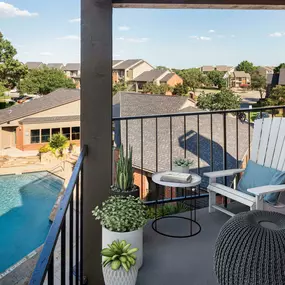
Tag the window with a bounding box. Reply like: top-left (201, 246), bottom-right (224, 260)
top-left (72, 127), bottom-right (80, 140)
top-left (52, 128), bottom-right (60, 135)
top-left (62, 127), bottom-right (71, 140)
top-left (31, 130), bottom-right (40, 144)
top-left (41, 129), bottom-right (50, 143)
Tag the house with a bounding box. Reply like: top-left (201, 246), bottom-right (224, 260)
top-left (47, 63), bottom-right (64, 69)
top-left (112, 59), bottom-right (153, 82)
top-left (0, 89), bottom-right (80, 151)
top-left (266, 68), bottom-right (285, 97)
top-left (132, 69), bottom-right (183, 92)
top-left (63, 63), bottom-right (81, 89)
top-left (25, 62), bottom-right (44, 70)
top-left (200, 66), bottom-right (215, 73)
top-left (113, 91), bottom-right (251, 197)
top-left (216, 65), bottom-right (234, 73)
top-left (230, 71), bottom-right (251, 87)
top-left (258, 66), bottom-right (274, 77)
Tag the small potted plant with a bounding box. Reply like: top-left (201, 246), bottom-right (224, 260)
top-left (111, 145), bottom-right (139, 198)
top-left (173, 158), bottom-right (194, 173)
top-left (92, 195), bottom-right (147, 268)
top-left (102, 240), bottom-right (138, 285)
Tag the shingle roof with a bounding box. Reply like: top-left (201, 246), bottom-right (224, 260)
top-left (112, 60), bottom-right (124, 67)
top-left (63, 63), bottom-right (80, 71)
top-left (47, 63), bottom-right (64, 69)
top-left (216, 65), bottom-right (233, 72)
top-left (160, 73), bottom-right (176, 82)
top-left (19, 115), bottom-right (80, 125)
top-left (132, 70), bottom-right (169, 82)
top-left (201, 66), bottom-right (215, 72)
top-left (25, 62), bottom-right (44, 69)
top-left (279, 68), bottom-right (285, 85)
top-left (234, 71), bottom-right (251, 78)
top-left (113, 92), bottom-right (251, 188)
top-left (0, 89), bottom-right (80, 125)
top-left (113, 59), bottom-right (143, 70)
top-left (266, 74), bottom-right (279, 85)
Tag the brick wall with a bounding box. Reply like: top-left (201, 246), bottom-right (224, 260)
top-left (166, 74), bottom-right (183, 87)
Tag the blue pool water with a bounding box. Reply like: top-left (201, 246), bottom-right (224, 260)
top-left (0, 171), bottom-right (63, 273)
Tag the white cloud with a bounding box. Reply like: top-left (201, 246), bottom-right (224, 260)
top-left (57, 35), bottom-right (80, 40)
top-left (118, 25), bottom-right (130, 31)
top-left (269, 32), bottom-right (284, 37)
top-left (208, 30), bottom-right (215, 33)
top-left (0, 2), bottom-right (38, 17)
top-left (190, 36), bottom-right (211, 41)
top-left (116, 37), bottom-right (149, 43)
top-left (69, 18), bottom-right (80, 23)
top-left (231, 35), bottom-right (236, 38)
top-left (217, 35), bottom-right (225, 38)
top-left (40, 52), bottom-right (53, 56)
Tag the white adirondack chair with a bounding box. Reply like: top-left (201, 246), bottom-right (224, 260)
top-left (204, 117), bottom-right (285, 217)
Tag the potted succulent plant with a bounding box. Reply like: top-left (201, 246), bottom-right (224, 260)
top-left (173, 158), bottom-right (194, 173)
top-left (92, 195), bottom-right (147, 269)
top-left (102, 240), bottom-right (138, 285)
top-left (111, 145), bottom-right (139, 198)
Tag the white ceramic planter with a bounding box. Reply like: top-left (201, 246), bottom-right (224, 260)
top-left (173, 165), bottom-right (189, 173)
top-left (102, 265), bottom-right (138, 285)
top-left (102, 227), bottom-right (143, 269)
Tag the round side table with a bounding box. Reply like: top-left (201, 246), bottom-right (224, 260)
top-left (151, 171), bottom-right (202, 238)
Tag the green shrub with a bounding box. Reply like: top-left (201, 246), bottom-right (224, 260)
top-left (147, 202), bottom-right (189, 219)
top-left (49, 134), bottom-right (68, 151)
top-left (92, 196), bottom-right (148, 232)
top-left (39, 145), bottom-right (51, 153)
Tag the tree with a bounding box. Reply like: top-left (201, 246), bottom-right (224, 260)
top-left (155, 66), bottom-right (170, 71)
top-left (207, 70), bottom-right (226, 89)
top-left (19, 67), bottom-right (76, 95)
top-left (141, 82), bottom-right (172, 94)
top-left (236, 60), bottom-right (256, 75)
top-left (172, 83), bottom-right (189, 96)
top-left (274, 63), bottom-right (285, 74)
top-left (113, 80), bottom-right (128, 96)
top-left (197, 89), bottom-right (241, 111)
top-left (265, 85), bottom-right (285, 106)
top-left (176, 68), bottom-right (204, 92)
top-left (0, 33), bottom-right (28, 88)
top-left (251, 71), bottom-right (266, 99)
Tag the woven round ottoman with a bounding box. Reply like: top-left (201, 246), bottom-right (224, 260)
top-left (214, 211), bottom-right (285, 285)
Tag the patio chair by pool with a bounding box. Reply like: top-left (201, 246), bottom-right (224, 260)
top-left (205, 118), bottom-right (285, 216)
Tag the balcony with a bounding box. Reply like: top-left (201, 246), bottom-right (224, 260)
top-left (27, 104), bottom-right (285, 285)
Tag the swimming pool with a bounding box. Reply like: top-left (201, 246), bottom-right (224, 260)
top-left (0, 171), bottom-right (63, 273)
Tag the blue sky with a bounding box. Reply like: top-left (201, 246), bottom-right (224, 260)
top-left (1, 1), bottom-right (285, 68)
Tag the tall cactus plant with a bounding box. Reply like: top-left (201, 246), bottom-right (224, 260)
top-left (116, 145), bottom-right (134, 191)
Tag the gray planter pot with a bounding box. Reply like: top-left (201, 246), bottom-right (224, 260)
top-left (110, 185), bottom-right (140, 198)
top-left (102, 265), bottom-right (138, 285)
top-left (172, 165), bottom-right (189, 173)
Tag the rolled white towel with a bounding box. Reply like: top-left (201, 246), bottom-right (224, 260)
top-left (160, 171), bottom-right (192, 183)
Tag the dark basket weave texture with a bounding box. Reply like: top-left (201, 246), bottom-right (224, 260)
top-left (214, 210), bottom-right (285, 285)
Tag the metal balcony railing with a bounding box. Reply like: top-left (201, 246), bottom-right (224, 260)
top-left (29, 145), bottom-right (87, 285)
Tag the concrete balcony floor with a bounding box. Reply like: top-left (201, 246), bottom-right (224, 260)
top-left (137, 205), bottom-right (247, 285)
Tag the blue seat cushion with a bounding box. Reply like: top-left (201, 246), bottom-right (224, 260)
top-left (237, 160), bottom-right (285, 205)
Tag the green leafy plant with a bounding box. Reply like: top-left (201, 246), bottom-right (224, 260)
top-left (173, 158), bottom-right (194, 167)
top-left (48, 133), bottom-right (68, 155)
top-left (92, 196), bottom-right (147, 232)
top-left (102, 240), bottom-right (138, 272)
top-left (147, 202), bottom-right (189, 219)
top-left (39, 144), bottom-right (51, 153)
top-left (115, 145), bottom-right (134, 192)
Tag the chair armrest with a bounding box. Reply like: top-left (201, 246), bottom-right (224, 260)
top-left (248, 185), bottom-right (285, 196)
top-left (204, 169), bottom-right (245, 179)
